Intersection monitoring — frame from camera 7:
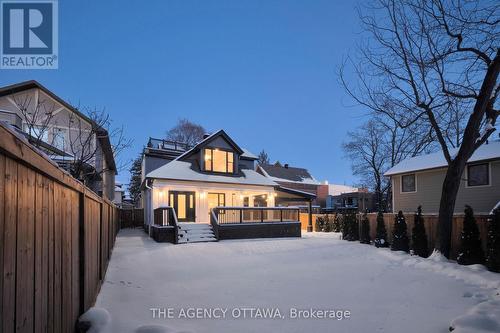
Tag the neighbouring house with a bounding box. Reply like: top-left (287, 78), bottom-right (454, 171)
top-left (256, 162), bottom-right (320, 208)
top-left (141, 130), bottom-right (315, 243)
top-left (317, 183), bottom-right (357, 208)
top-left (113, 182), bottom-right (125, 207)
top-left (329, 189), bottom-right (375, 212)
top-left (317, 183), bottom-right (375, 212)
top-left (385, 139), bottom-right (500, 214)
top-left (0, 80), bottom-right (117, 200)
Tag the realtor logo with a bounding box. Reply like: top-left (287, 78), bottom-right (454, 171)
top-left (1, 0), bottom-right (58, 69)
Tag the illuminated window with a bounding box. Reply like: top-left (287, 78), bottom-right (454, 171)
top-left (204, 149), bottom-right (213, 171)
top-left (204, 148), bottom-right (234, 173)
top-left (208, 193), bottom-right (225, 213)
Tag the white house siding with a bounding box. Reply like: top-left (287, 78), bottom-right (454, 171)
top-left (393, 160), bottom-right (500, 214)
top-left (147, 180), bottom-right (276, 223)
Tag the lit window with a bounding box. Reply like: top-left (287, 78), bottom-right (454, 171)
top-left (213, 149), bottom-right (227, 172)
top-left (467, 163), bottom-right (489, 186)
top-left (204, 148), bottom-right (234, 173)
top-left (401, 174), bottom-right (416, 192)
top-left (208, 193), bottom-right (225, 212)
top-left (204, 149), bottom-right (213, 171)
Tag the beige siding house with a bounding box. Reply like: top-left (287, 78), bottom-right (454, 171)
top-left (0, 80), bottom-right (117, 200)
top-left (385, 140), bottom-right (500, 214)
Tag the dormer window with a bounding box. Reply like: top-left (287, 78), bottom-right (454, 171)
top-left (204, 148), bottom-right (234, 173)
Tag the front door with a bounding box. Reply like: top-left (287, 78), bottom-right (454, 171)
top-left (169, 191), bottom-right (196, 222)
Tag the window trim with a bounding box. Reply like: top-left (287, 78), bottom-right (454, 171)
top-left (203, 147), bottom-right (235, 174)
top-left (465, 162), bottom-right (491, 188)
top-left (400, 173), bottom-right (417, 193)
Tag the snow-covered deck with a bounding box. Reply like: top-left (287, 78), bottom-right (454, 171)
top-left (94, 229), bottom-right (500, 333)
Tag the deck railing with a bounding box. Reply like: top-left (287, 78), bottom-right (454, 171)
top-left (153, 206), bottom-right (179, 243)
top-left (213, 207), bottom-right (300, 224)
top-left (153, 206), bottom-right (178, 226)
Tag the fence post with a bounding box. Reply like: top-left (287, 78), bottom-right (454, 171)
top-left (78, 192), bottom-right (86, 315)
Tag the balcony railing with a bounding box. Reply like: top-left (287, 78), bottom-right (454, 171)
top-left (213, 207), bottom-right (300, 224)
top-left (147, 137), bottom-right (191, 152)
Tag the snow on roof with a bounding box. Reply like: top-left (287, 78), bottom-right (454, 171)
top-left (326, 184), bottom-right (359, 196)
top-left (258, 164), bottom-right (320, 185)
top-left (146, 160), bottom-right (278, 187)
top-left (241, 148), bottom-right (258, 160)
top-left (385, 140), bottom-right (500, 176)
top-left (173, 131), bottom-right (220, 161)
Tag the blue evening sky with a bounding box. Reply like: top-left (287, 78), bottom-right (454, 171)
top-left (0, 0), bottom-right (367, 187)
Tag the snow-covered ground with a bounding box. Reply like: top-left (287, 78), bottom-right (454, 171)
top-left (93, 229), bottom-right (500, 333)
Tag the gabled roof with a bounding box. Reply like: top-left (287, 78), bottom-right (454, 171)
top-left (0, 80), bottom-right (95, 124)
top-left (241, 148), bottom-right (258, 160)
top-left (0, 80), bottom-right (116, 172)
top-left (258, 164), bottom-right (320, 185)
top-left (146, 160), bottom-right (277, 187)
top-left (175, 129), bottom-right (244, 161)
top-left (384, 140), bottom-right (500, 176)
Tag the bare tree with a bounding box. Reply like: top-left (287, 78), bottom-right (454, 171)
top-left (343, 120), bottom-right (388, 210)
top-left (66, 106), bottom-right (132, 183)
top-left (11, 91), bottom-right (57, 145)
top-left (340, 0), bottom-right (499, 257)
top-left (166, 118), bottom-right (206, 146)
top-left (257, 150), bottom-right (270, 165)
top-left (343, 115), bottom-right (434, 211)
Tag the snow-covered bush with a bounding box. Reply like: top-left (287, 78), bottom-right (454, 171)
top-left (457, 205), bottom-right (485, 265)
top-left (391, 211), bottom-right (409, 252)
top-left (315, 215), bottom-right (336, 232)
top-left (411, 206), bottom-right (429, 258)
top-left (332, 214), bottom-right (343, 232)
top-left (359, 211), bottom-right (371, 244)
top-left (77, 308), bottom-right (111, 333)
top-left (342, 211), bottom-right (359, 241)
top-left (315, 216), bottom-right (325, 232)
top-left (374, 211), bottom-right (389, 248)
top-left (485, 207), bottom-right (500, 272)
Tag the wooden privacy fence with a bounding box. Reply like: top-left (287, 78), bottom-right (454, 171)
top-left (119, 208), bottom-right (144, 228)
top-left (0, 123), bottom-right (119, 333)
top-left (363, 212), bottom-right (489, 260)
top-left (310, 211), bottom-right (489, 259)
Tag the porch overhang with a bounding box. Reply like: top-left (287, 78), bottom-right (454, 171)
top-left (274, 186), bottom-right (316, 200)
top-left (274, 186), bottom-right (316, 232)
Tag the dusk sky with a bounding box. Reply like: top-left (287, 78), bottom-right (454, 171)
top-left (0, 0), bottom-right (367, 187)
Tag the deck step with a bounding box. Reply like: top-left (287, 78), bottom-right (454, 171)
top-left (176, 223), bottom-right (217, 243)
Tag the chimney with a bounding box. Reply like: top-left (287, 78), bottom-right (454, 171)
top-left (284, 164), bottom-right (289, 169)
top-left (203, 133), bottom-right (210, 139)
